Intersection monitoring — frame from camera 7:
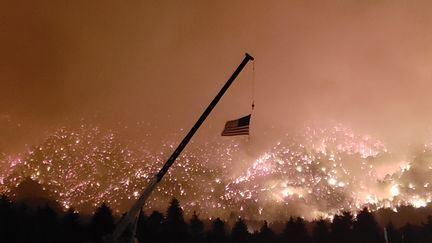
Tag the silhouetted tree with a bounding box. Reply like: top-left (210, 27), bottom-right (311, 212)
top-left (147, 210), bottom-right (164, 243)
top-left (283, 216), bottom-right (296, 242)
top-left (14, 203), bottom-right (36, 242)
top-left (283, 217), bottom-right (309, 243)
top-left (35, 203), bottom-right (59, 243)
top-left (231, 218), bottom-right (250, 243)
top-left (353, 207), bottom-right (382, 243)
top-left (312, 219), bottom-right (330, 243)
top-left (136, 210), bottom-right (148, 243)
top-left (0, 195), bottom-right (13, 242)
top-left (401, 223), bottom-right (420, 243)
top-left (164, 198), bottom-right (187, 243)
top-left (207, 217), bottom-right (227, 243)
top-left (257, 221), bottom-right (275, 243)
top-left (189, 211), bottom-right (204, 243)
top-left (331, 211), bottom-right (353, 243)
top-left (91, 202), bottom-right (115, 242)
top-left (295, 217), bottom-right (309, 243)
top-left (7, 195), bottom-right (432, 243)
top-left (421, 215), bottom-right (432, 243)
top-left (385, 222), bottom-right (401, 243)
top-left (62, 208), bottom-right (83, 243)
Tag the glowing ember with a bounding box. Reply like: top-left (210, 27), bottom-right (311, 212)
top-left (0, 122), bottom-right (432, 220)
top-left (390, 185), bottom-right (399, 197)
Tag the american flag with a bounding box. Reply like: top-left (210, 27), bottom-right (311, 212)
top-left (221, 114), bottom-right (251, 136)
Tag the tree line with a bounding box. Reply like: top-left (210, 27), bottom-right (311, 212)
top-left (1, 195), bottom-right (432, 243)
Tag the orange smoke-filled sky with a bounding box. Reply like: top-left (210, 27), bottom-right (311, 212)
top-left (1, 0), bottom-right (432, 152)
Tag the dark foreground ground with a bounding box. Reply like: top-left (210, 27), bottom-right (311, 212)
top-left (1, 195), bottom-right (432, 243)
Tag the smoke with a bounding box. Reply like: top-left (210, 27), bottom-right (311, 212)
top-left (2, 0), bottom-right (432, 152)
top-left (2, 0), bottom-right (432, 219)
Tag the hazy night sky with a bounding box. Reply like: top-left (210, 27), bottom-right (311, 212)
top-left (2, 0), bottom-right (432, 219)
top-left (1, 0), bottom-right (431, 151)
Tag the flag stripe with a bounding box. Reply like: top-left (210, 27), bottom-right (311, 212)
top-left (222, 130), bottom-right (249, 135)
top-left (224, 128), bottom-right (249, 132)
top-left (224, 125), bottom-right (249, 129)
top-left (222, 132), bottom-right (249, 136)
top-left (222, 129), bottom-right (249, 135)
top-left (222, 127), bottom-right (249, 132)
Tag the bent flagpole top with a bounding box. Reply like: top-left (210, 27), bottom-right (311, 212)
top-left (246, 53), bottom-right (254, 61)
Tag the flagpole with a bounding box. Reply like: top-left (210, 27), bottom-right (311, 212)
top-left (108, 53), bottom-right (254, 242)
